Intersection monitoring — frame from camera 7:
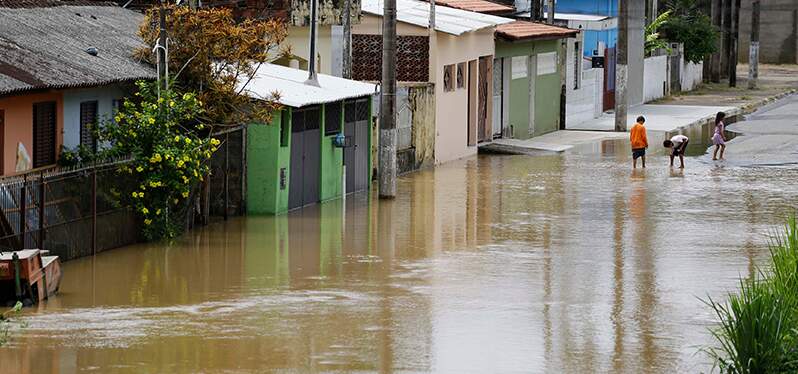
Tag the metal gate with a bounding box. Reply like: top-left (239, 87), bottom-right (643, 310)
top-left (603, 47), bottom-right (616, 112)
top-left (344, 99), bottom-right (370, 194)
top-left (492, 58), bottom-right (503, 138)
top-left (289, 106), bottom-right (321, 210)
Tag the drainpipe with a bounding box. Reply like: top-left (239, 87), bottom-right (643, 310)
top-left (306, 0), bottom-right (320, 86)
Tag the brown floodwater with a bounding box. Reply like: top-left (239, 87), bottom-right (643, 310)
top-left (2, 138), bottom-right (798, 373)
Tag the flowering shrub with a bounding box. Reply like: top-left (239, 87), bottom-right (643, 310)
top-left (99, 81), bottom-right (219, 240)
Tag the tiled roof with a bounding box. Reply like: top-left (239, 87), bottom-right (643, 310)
top-left (0, 2), bottom-right (156, 96)
top-left (432, 0), bottom-right (513, 15)
top-left (496, 20), bottom-right (578, 41)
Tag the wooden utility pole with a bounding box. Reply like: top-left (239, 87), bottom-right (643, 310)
top-left (547, 0), bottom-right (554, 23)
top-left (379, 0), bottom-right (397, 198)
top-left (615, 0), bottom-right (628, 132)
top-left (748, 0), bottom-right (760, 89)
top-left (342, 0), bottom-right (352, 78)
top-left (729, 0), bottom-right (741, 87)
top-left (531, 0), bottom-right (542, 22)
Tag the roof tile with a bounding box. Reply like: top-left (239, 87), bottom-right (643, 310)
top-left (496, 20), bottom-right (578, 41)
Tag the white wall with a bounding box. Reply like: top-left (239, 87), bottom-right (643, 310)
top-left (643, 55), bottom-right (668, 103)
top-left (681, 60), bottom-right (703, 92)
top-left (62, 85), bottom-right (125, 149)
top-left (566, 68), bottom-right (603, 127)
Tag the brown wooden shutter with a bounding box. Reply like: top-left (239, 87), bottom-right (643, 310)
top-left (33, 101), bottom-right (57, 168)
top-left (80, 101), bottom-right (98, 151)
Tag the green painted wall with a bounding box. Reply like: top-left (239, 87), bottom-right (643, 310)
top-left (320, 104), bottom-right (344, 201)
top-left (496, 39), bottom-right (563, 139)
top-left (246, 108), bottom-right (291, 214)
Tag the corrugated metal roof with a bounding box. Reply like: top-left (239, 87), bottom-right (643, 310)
top-left (0, 3), bottom-right (156, 96)
top-left (496, 20), bottom-right (577, 41)
top-left (516, 11), bottom-right (613, 22)
top-left (433, 0), bottom-right (513, 15)
top-left (362, 0), bottom-right (513, 36)
top-left (240, 64), bottom-right (378, 108)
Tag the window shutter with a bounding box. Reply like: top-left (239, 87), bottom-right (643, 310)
top-left (33, 101), bottom-right (57, 169)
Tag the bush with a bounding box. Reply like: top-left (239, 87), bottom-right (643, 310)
top-left (660, 13), bottom-right (718, 63)
top-left (705, 217), bottom-right (798, 373)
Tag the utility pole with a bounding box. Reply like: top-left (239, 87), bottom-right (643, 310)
top-left (728, 0), bottom-right (740, 87)
top-left (531, 0), bottom-right (542, 22)
top-left (546, 0), bottom-right (554, 24)
top-left (342, 0), bottom-right (352, 78)
top-left (306, 0), bottom-right (319, 85)
top-left (615, 0), bottom-right (628, 132)
top-left (748, 0), bottom-right (760, 89)
top-left (379, 0), bottom-right (397, 198)
top-left (710, 0), bottom-right (721, 82)
top-left (158, 1), bottom-right (168, 91)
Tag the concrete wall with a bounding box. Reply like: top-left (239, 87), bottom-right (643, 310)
top-left (643, 55), bottom-right (667, 103)
top-left (566, 68), bottom-right (604, 126)
top-left (282, 25), bottom-right (335, 75)
top-left (246, 109), bottom-right (291, 214)
top-left (738, 0), bottom-right (798, 64)
top-left (681, 60), bottom-right (703, 92)
top-left (0, 92), bottom-right (64, 175)
top-left (62, 85), bottom-right (125, 150)
top-left (432, 29), bottom-right (495, 164)
top-left (388, 83), bottom-right (435, 174)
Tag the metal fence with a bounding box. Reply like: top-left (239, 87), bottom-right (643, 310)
top-left (0, 160), bottom-right (139, 261)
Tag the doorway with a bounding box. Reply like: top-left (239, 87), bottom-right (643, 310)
top-left (344, 98), bottom-right (370, 194)
top-left (603, 47), bottom-right (616, 112)
top-left (289, 106), bottom-right (322, 210)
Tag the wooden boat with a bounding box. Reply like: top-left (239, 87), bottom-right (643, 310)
top-left (0, 249), bottom-right (62, 305)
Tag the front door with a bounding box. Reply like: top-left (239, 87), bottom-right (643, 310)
top-left (603, 47), bottom-right (616, 112)
top-left (477, 56), bottom-right (493, 143)
top-left (492, 58), bottom-right (503, 138)
top-left (344, 99), bottom-right (370, 194)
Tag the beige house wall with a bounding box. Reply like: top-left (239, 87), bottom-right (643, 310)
top-left (282, 25), bottom-right (335, 75)
top-left (432, 28), bottom-right (494, 164)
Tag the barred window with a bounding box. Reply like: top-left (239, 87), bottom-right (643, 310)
top-left (325, 101), bottom-right (342, 135)
top-left (457, 62), bottom-right (466, 89)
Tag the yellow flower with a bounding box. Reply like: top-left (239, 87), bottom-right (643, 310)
top-left (144, 219), bottom-right (152, 225)
top-left (182, 191), bottom-right (189, 198)
top-left (158, 97), bottom-right (164, 104)
top-left (141, 207), bottom-right (149, 215)
top-left (184, 138), bottom-right (192, 145)
top-left (148, 117), bottom-right (155, 125)
top-left (211, 147), bottom-right (217, 152)
top-left (183, 155), bottom-right (190, 162)
top-left (169, 101), bottom-right (175, 108)
top-left (182, 93), bottom-right (191, 100)
top-left (155, 209), bottom-right (161, 216)
top-left (139, 192), bottom-right (144, 198)
top-left (182, 176), bottom-right (189, 184)
top-left (193, 170), bottom-right (198, 177)
top-left (177, 160), bottom-right (185, 168)
top-left (210, 138), bottom-right (221, 146)
top-left (174, 135), bottom-right (181, 142)
top-left (136, 166), bottom-right (144, 172)
top-left (114, 115), bottom-right (122, 123)
top-left (197, 124), bottom-right (204, 130)
top-left (132, 192), bottom-right (138, 198)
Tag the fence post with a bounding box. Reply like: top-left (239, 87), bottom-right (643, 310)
top-left (223, 132), bottom-right (229, 221)
top-left (19, 174), bottom-right (26, 250)
top-left (38, 172), bottom-right (45, 250)
top-left (91, 164), bottom-right (97, 255)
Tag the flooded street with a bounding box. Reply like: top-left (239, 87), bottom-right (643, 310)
top-left (3, 107), bottom-right (798, 373)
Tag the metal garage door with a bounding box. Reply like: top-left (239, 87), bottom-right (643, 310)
top-left (289, 106), bottom-right (321, 210)
top-left (344, 99), bottom-right (370, 194)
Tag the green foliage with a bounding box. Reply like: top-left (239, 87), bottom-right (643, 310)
top-left (58, 144), bottom-right (100, 168)
top-left (0, 301), bottom-right (23, 347)
top-left (660, 1), bottom-right (718, 63)
top-left (705, 217), bottom-right (798, 373)
top-left (97, 80), bottom-right (220, 240)
top-left (646, 10), bottom-right (672, 56)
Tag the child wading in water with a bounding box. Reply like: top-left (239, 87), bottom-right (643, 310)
top-left (630, 116), bottom-right (648, 168)
top-left (663, 134), bottom-right (689, 168)
top-left (712, 112), bottom-right (727, 160)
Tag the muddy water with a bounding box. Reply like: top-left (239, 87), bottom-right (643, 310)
top-left (2, 140), bottom-right (798, 373)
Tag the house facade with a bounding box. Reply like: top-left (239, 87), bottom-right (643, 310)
top-left (0, 2), bottom-right (155, 176)
top-left (241, 64), bottom-right (376, 214)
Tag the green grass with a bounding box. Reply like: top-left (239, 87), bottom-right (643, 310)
top-left (0, 301), bottom-right (22, 347)
top-left (705, 217), bottom-right (798, 373)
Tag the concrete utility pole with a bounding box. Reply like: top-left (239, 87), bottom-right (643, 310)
top-left (721, 0), bottom-right (731, 79)
top-left (546, 0), bottom-right (554, 24)
top-left (728, 0), bottom-right (741, 87)
top-left (615, 0), bottom-right (628, 132)
top-left (342, 0), bottom-right (352, 78)
top-left (379, 0), bottom-right (397, 198)
top-left (531, 0), bottom-right (542, 22)
top-left (710, 0), bottom-right (721, 82)
top-left (748, 0), bottom-right (760, 89)
top-left (158, 1), bottom-right (168, 90)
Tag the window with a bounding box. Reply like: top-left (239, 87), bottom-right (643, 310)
top-left (32, 101), bottom-right (57, 168)
top-left (80, 101), bottom-right (98, 151)
top-left (443, 64), bottom-right (455, 92)
top-left (280, 110), bottom-right (289, 147)
top-left (457, 62), bottom-right (466, 89)
top-left (0, 110), bottom-right (4, 175)
top-left (324, 101), bottom-right (342, 135)
top-left (537, 51), bottom-right (557, 76)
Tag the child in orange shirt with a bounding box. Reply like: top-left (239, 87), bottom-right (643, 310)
top-left (630, 116), bottom-right (648, 168)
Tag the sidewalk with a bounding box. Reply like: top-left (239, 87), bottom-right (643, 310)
top-left (566, 104), bottom-right (736, 132)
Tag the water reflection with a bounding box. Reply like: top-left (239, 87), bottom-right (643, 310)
top-left (1, 147), bottom-right (797, 373)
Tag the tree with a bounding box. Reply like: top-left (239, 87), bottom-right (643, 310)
top-left (98, 81), bottom-right (218, 240)
top-left (136, 6), bottom-right (288, 126)
top-left (660, 0), bottom-right (718, 63)
top-left (645, 10), bottom-right (672, 56)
